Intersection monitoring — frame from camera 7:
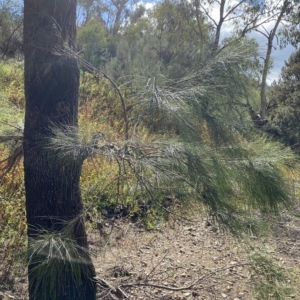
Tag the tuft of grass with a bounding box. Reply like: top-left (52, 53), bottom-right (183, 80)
top-left (249, 251), bottom-right (294, 300)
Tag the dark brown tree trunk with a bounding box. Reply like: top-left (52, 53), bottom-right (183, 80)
top-left (23, 0), bottom-right (96, 299)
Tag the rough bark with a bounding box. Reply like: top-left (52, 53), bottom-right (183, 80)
top-left (23, 0), bottom-right (96, 299)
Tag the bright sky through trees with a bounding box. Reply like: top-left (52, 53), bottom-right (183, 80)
top-left (0, 0), bottom-right (296, 83)
top-left (139, 0), bottom-right (296, 83)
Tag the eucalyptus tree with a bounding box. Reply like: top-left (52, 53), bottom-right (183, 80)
top-left (196, 0), bottom-right (300, 121)
top-left (23, 0), bottom-right (96, 299)
top-left (106, 0), bottom-right (212, 80)
top-left (78, 0), bottom-right (96, 23)
top-left (195, 0), bottom-right (266, 53)
top-left (257, 0), bottom-right (297, 120)
top-left (110, 0), bottom-right (130, 35)
top-left (279, 3), bottom-right (300, 48)
top-left (77, 0), bottom-right (137, 33)
top-left (77, 0), bottom-right (109, 24)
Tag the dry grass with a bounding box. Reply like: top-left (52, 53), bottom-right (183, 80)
top-left (2, 202), bottom-right (300, 299)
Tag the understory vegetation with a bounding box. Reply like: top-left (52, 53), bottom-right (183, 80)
top-left (1, 54), bottom-right (300, 298)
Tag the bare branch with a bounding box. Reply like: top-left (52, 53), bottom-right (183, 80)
top-left (120, 263), bottom-right (252, 291)
top-left (199, 3), bottom-right (218, 27)
top-left (0, 120), bottom-right (23, 131)
top-left (223, 0), bottom-right (247, 21)
top-left (0, 135), bottom-right (23, 143)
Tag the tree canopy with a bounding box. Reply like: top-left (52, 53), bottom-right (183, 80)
top-left (268, 49), bottom-right (300, 150)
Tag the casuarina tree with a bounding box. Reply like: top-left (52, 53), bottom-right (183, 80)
top-left (23, 0), bottom-right (96, 299)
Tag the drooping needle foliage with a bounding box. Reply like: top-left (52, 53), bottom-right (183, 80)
top-left (50, 41), bottom-right (297, 234)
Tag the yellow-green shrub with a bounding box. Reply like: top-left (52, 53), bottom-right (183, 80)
top-left (0, 61), bottom-right (24, 107)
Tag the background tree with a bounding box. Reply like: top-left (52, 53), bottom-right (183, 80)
top-left (77, 0), bottom-right (109, 24)
top-left (268, 49), bottom-right (300, 150)
top-left (77, 18), bottom-right (109, 69)
top-left (194, 0), bottom-right (300, 123)
top-left (106, 0), bottom-right (212, 80)
top-left (256, 0), bottom-right (295, 120)
top-left (278, 0), bottom-right (300, 48)
top-left (77, 0), bottom-right (136, 34)
top-left (78, 0), bottom-right (96, 23)
top-left (197, 0), bottom-right (266, 53)
top-left (23, 0), bottom-right (96, 299)
top-left (110, 0), bottom-right (130, 35)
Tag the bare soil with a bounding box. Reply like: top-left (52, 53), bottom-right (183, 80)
top-left (1, 207), bottom-right (300, 300)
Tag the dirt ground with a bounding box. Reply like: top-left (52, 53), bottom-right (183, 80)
top-left (1, 206), bottom-right (300, 300)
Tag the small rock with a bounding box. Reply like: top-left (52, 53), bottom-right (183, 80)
top-left (141, 261), bottom-right (147, 267)
top-left (221, 293), bottom-right (227, 298)
top-left (182, 292), bottom-right (191, 297)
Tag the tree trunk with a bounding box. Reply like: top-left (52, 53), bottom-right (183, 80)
top-left (112, 0), bottom-right (128, 35)
top-left (23, 0), bottom-right (96, 299)
top-left (211, 0), bottom-right (225, 53)
top-left (260, 0), bottom-right (288, 120)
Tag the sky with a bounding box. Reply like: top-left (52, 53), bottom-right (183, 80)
top-left (139, 0), bottom-right (297, 84)
top-left (250, 32), bottom-right (295, 83)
